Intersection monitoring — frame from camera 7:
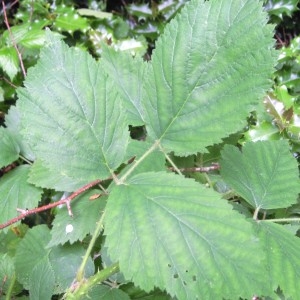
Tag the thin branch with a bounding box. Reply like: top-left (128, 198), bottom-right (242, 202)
top-left (0, 179), bottom-right (102, 230)
top-left (120, 140), bottom-right (159, 183)
top-left (253, 207), bottom-right (260, 220)
top-left (168, 163), bottom-right (220, 173)
top-left (260, 218), bottom-right (300, 223)
top-left (76, 210), bottom-right (106, 282)
top-left (2, 1), bottom-right (27, 78)
top-left (165, 154), bottom-right (182, 175)
top-left (0, 76), bottom-right (18, 89)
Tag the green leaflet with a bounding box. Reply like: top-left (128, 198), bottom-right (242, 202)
top-left (82, 284), bottom-right (131, 300)
top-left (47, 190), bottom-right (106, 247)
top-left (15, 226), bottom-right (53, 292)
top-left (28, 258), bottom-right (55, 300)
top-left (255, 221), bottom-right (300, 299)
top-left (5, 106), bottom-right (35, 161)
top-left (101, 46), bottom-right (146, 126)
top-left (15, 225), bottom-right (94, 296)
top-left (143, 0), bottom-right (276, 155)
top-left (49, 243), bottom-right (94, 293)
top-left (104, 172), bottom-right (270, 299)
top-left (0, 253), bottom-right (23, 296)
top-left (0, 166), bottom-right (43, 233)
top-left (0, 127), bottom-right (20, 168)
top-left (0, 47), bottom-right (19, 80)
top-left (28, 159), bottom-right (82, 192)
top-left (17, 31), bottom-right (129, 187)
top-left (220, 140), bottom-right (299, 209)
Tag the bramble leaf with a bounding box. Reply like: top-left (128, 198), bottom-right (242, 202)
top-left (28, 258), bottom-right (55, 300)
top-left (15, 225), bottom-right (94, 295)
top-left (17, 32), bottom-right (129, 187)
top-left (255, 221), bottom-right (300, 299)
top-left (15, 225), bottom-right (52, 291)
top-left (83, 284), bottom-right (131, 300)
top-left (0, 166), bottom-right (43, 232)
top-left (0, 127), bottom-right (20, 168)
top-left (220, 141), bottom-right (299, 209)
top-left (143, 0), bottom-right (276, 155)
top-left (28, 159), bottom-right (81, 192)
top-left (48, 190), bottom-right (106, 246)
top-left (0, 253), bottom-right (22, 296)
top-left (104, 172), bottom-right (269, 299)
top-left (5, 106), bottom-right (35, 161)
top-left (49, 243), bottom-right (94, 293)
top-left (101, 46), bottom-right (146, 126)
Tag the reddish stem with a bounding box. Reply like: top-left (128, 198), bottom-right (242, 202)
top-left (0, 179), bottom-right (101, 230)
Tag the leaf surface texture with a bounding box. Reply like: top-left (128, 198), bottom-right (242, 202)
top-left (143, 0), bottom-right (276, 155)
top-left (105, 172), bottom-right (269, 299)
top-left (220, 141), bottom-right (299, 209)
top-left (17, 33), bottom-right (129, 186)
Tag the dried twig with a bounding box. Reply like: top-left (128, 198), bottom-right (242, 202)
top-left (0, 179), bottom-right (102, 230)
top-left (2, 0), bottom-right (27, 77)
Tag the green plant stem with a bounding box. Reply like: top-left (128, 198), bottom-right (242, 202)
top-left (253, 207), bottom-right (260, 220)
top-left (261, 218), bottom-right (300, 223)
top-left (76, 211), bottom-right (106, 282)
top-left (120, 140), bottom-right (160, 183)
top-left (5, 272), bottom-right (16, 300)
top-left (162, 147), bottom-right (183, 176)
top-left (19, 154), bottom-right (32, 165)
top-left (65, 262), bottom-right (120, 300)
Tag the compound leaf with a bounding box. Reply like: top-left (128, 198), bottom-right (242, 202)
top-left (220, 140), bottom-right (299, 209)
top-left (17, 32), bottom-right (129, 187)
top-left (0, 166), bottom-right (43, 232)
top-left (255, 221), bottom-right (300, 299)
top-left (104, 172), bottom-right (269, 299)
top-left (143, 0), bottom-right (276, 155)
